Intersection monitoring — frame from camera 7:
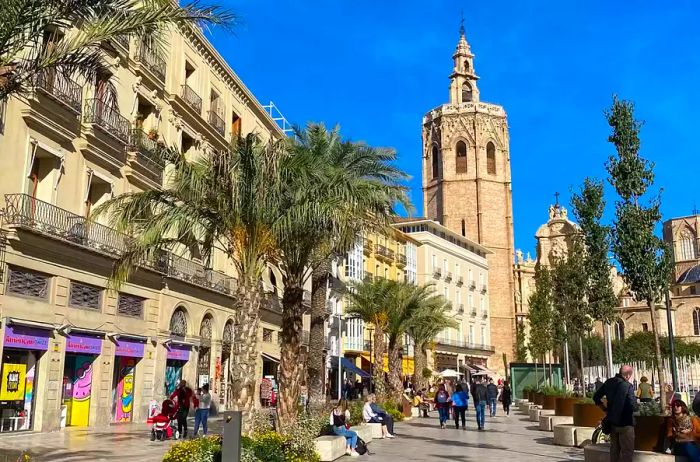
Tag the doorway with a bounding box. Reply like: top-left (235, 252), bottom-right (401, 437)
top-left (62, 354), bottom-right (96, 427)
top-left (165, 359), bottom-right (185, 396)
top-left (112, 357), bottom-right (137, 422)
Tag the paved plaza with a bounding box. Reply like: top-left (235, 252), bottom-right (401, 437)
top-left (0, 407), bottom-right (584, 461)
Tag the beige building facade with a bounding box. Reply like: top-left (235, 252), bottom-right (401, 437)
top-left (0, 24), bottom-right (293, 433)
top-left (421, 29), bottom-right (515, 372)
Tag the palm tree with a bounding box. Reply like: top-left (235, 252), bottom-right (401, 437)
top-left (345, 279), bottom-right (395, 401)
top-left (0, 0), bottom-right (235, 99)
top-left (384, 281), bottom-right (420, 401)
top-left (93, 134), bottom-right (282, 423)
top-left (274, 124), bottom-right (410, 427)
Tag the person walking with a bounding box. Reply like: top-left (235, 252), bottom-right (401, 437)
top-left (501, 381), bottom-right (513, 416)
top-left (636, 376), bottom-right (653, 403)
top-left (666, 399), bottom-right (700, 462)
top-left (331, 399), bottom-right (360, 457)
top-left (593, 365), bottom-right (637, 462)
top-left (193, 383), bottom-right (211, 436)
top-left (471, 377), bottom-right (488, 431)
top-left (486, 378), bottom-right (499, 417)
top-left (434, 384), bottom-right (451, 429)
top-left (169, 379), bottom-right (195, 439)
top-left (451, 384), bottom-right (469, 430)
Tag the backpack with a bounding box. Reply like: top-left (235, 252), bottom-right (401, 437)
top-left (437, 391), bottom-right (448, 404)
top-left (355, 437), bottom-right (369, 455)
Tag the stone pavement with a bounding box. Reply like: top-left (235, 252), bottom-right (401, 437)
top-left (0, 408), bottom-right (584, 461)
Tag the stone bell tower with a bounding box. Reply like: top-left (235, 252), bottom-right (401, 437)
top-left (422, 26), bottom-right (516, 371)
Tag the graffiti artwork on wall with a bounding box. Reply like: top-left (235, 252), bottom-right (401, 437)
top-left (114, 357), bottom-right (135, 422)
top-left (22, 364), bottom-right (34, 430)
top-left (165, 361), bottom-right (183, 396)
top-left (66, 355), bottom-right (94, 427)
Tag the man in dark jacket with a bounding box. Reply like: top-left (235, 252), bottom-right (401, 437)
top-left (486, 378), bottom-right (499, 417)
top-left (593, 365), bottom-right (637, 462)
top-left (471, 377), bottom-right (488, 430)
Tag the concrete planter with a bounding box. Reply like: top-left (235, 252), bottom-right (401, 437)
top-left (555, 397), bottom-right (578, 416)
top-left (542, 395), bottom-right (558, 410)
top-left (573, 402), bottom-right (605, 427)
top-left (635, 415), bottom-right (667, 452)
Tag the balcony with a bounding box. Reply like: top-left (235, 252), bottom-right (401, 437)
top-left (35, 71), bottom-right (83, 114)
top-left (432, 268), bottom-right (442, 279)
top-left (83, 99), bottom-right (131, 144)
top-left (481, 284), bottom-right (488, 293)
top-left (134, 43), bottom-right (166, 83)
top-left (363, 271), bottom-right (373, 282)
top-left (456, 276), bottom-right (464, 286)
top-left (113, 35), bottom-right (129, 52)
top-left (396, 253), bottom-right (407, 266)
top-left (375, 244), bottom-right (395, 261)
top-left (470, 307), bottom-right (477, 316)
top-left (434, 337), bottom-right (495, 354)
top-left (130, 129), bottom-right (165, 168)
top-left (153, 252), bottom-right (236, 296)
top-left (444, 271), bottom-right (452, 282)
top-left (457, 304), bottom-right (464, 314)
top-left (181, 84), bottom-right (202, 114)
top-left (481, 310), bottom-right (489, 318)
top-left (469, 280), bottom-right (476, 290)
top-left (363, 239), bottom-right (373, 255)
top-left (208, 110), bottom-right (226, 137)
top-left (344, 337), bottom-right (366, 352)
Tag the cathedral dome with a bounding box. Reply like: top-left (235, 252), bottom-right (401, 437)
top-left (678, 265), bottom-right (700, 284)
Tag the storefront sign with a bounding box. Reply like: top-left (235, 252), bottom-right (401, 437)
top-left (114, 339), bottom-right (145, 358)
top-left (0, 363), bottom-right (26, 401)
top-left (4, 326), bottom-right (50, 351)
top-left (166, 343), bottom-right (190, 361)
top-left (65, 334), bottom-right (102, 355)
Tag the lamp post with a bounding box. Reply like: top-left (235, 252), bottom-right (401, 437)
top-left (337, 313), bottom-right (343, 400)
top-left (666, 292), bottom-right (679, 392)
top-left (368, 327), bottom-right (374, 393)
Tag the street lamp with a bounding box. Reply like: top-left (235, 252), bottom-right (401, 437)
top-left (666, 292), bottom-right (682, 392)
top-left (367, 327), bottom-right (374, 393)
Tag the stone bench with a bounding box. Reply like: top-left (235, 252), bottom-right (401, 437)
top-left (519, 401), bottom-right (536, 413)
top-left (315, 426), bottom-right (374, 462)
top-left (553, 424), bottom-right (595, 447)
top-left (584, 443), bottom-right (687, 462)
top-left (530, 407), bottom-right (554, 422)
top-left (539, 415), bottom-right (574, 431)
top-left (352, 425), bottom-right (373, 442)
top-left (575, 426), bottom-right (596, 447)
top-left (365, 422), bottom-right (383, 439)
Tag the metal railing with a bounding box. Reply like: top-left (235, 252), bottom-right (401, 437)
top-left (162, 253), bottom-right (236, 296)
top-left (363, 271), bottom-right (373, 282)
top-left (481, 310), bottom-right (489, 318)
top-left (434, 337), bottom-right (495, 353)
top-left (208, 110), bottom-right (225, 136)
top-left (302, 330), bottom-right (310, 346)
top-left (456, 276), bottom-right (464, 286)
top-left (375, 244), bottom-right (394, 259)
top-left (83, 99), bottom-right (131, 144)
top-left (135, 43), bottom-right (166, 82)
top-left (481, 284), bottom-right (488, 293)
top-left (457, 304), bottom-right (464, 314)
top-left (113, 35), bottom-right (129, 51)
top-left (130, 129), bottom-right (165, 169)
top-left (303, 289), bottom-right (311, 303)
top-left (432, 268), bottom-right (442, 279)
top-left (469, 280), bottom-right (476, 290)
top-left (363, 239), bottom-right (373, 254)
top-left (181, 84), bottom-right (202, 114)
top-left (445, 271), bottom-right (452, 282)
top-left (35, 71), bottom-right (83, 113)
top-left (396, 254), bottom-right (407, 266)
top-left (470, 307), bottom-right (477, 316)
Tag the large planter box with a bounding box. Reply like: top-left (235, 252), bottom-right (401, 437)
top-left (555, 397), bottom-right (578, 416)
top-left (534, 392), bottom-right (544, 406)
top-left (526, 391), bottom-right (534, 402)
top-left (635, 415), bottom-right (667, 452)
top-left (573, 402), bottom-right (605, 427)
top-left (543, 395), bottom-right (558, 410)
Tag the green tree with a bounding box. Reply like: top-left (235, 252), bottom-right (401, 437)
top-left (605, 96), bottom-right (672, 400)
top-left (527, 265), bottom-right (555, 384)
top-left (0, 0), bottom-right (234, 98)
top-left (409, 299), bottom-right (456, 392)
top-left (515, 320), bottom-right (528, 362)
top-left (94, 135), bottom-right (282, 424)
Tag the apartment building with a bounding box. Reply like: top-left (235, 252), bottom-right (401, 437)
top-left (393, 219), bottom-right (494, 373)
top-left (0, 25), bottom-right (289, 432)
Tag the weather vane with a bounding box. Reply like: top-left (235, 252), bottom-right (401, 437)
top-left (554, 191), bottom-right (560, 206)
top-left (459, 10), bottom-right (465, 36)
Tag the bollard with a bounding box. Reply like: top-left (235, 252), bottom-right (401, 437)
top-left (221, 411), bottom-right (242, 462)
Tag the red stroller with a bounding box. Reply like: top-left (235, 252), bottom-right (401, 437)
top-left (150, 399), bottom-right (178, 441)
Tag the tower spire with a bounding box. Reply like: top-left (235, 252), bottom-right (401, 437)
top-left (449, 16), bottom-right (479, 105)
top-left (459, 10), bottom-right (465, 37)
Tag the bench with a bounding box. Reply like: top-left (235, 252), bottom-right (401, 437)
top-left (365, 422), bottom-right (384, 439)
top-left (539, 415), bottom-right (574, 431)
top-left (519, 401), bottom-right (536, 413)
top-left (314, 426), bottom-right (374, 462)
top-left (530, 407), bottom-right (554, 422)
top-left (584, 443), bottom-right (687, 462)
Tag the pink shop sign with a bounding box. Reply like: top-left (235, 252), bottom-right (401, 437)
top-left (166, 343), bottom-right (190, 361)
top-left (115, 339), bottom-right (145, 358)
top-left (65, 334), bottom-right (102, 355)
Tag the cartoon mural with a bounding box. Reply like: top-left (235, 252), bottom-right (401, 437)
top-left (63, 355), bottom-right (94, 427)
top-left (113, 357), bottom-right (136, 422)
top-left (21, 363), bottom-right (34, 430)
top-left (165, 360), bottom-right (183, 396)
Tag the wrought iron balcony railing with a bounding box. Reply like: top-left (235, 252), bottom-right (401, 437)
top-left (481, 310), bottom-right (489, 318)
top-left (363, 239), bottom-right (373, 254)
top-left (301, 330), bottom-right (310, 346)
top-left (432, 267), bottom-right (442, 279)
top-left (481, 284), bottom-right (488, 293)
top-left (113, 35), bottom-right (129, 51)
top-left (135, 43), bottom-right (166, 82)
top-left (456, 276), bottom-right (464, 286)
top-left (457, 304), bottom-right (464, 314)
top-left (208, 110), bottom-right (225, 136)
top-left (181, 84), bottom-right (202, 114)
top-left (396, 253), bottom-right (407, 266)
top-left (35, 71), bottom-right (83, 114)
top-left (375, 244), bottom-right (395, 260)
top-left (159, 253), bottom-right (236, 296)
top-left (469, 280), bottom-right (477, 290)
top-left (83, 99), bottom-right (131, 144)
top-left (303, 289), bottom-right (312, 303)
top-left (434, 337), bottom-right (495, 353)
top-left (445, 271), bottom-right (452, 282)
top-left (130, 129), bottom-right (165, 169)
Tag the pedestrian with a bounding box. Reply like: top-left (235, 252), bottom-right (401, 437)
top-left (500, 381), bottom-right (512, 416)
top-left (330, 399), bottom-right (360, 457)
top-left (666, 399), bottom-right (700, 461)
top-left (486, 378), bottom-right (498, 417)
top-left (451, 384), bottom-right (469, 430)
top-left (362, 393), bottom-right (395, 438)
top-left (595, 377), bottom-right (603, 391)
top-left (636, 376), bottom-right (653, 403)
top-left (414, 390), bottom-right (429, 417)
top-left (471, 377), bottom-right (488, 430)
top-left (593, 365), bottom-right (637, 462)
top-left (169, 379), bottom-right (194, 439)
top-left (193, 383), bottom-right (211, 436)
top-left (434, 383), bottom-right (451, 429)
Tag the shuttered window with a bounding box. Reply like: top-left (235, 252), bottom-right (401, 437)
top-left (117, 293), bottom-right (145, 318)
top-left (7, 267), bottom-right (49, 300)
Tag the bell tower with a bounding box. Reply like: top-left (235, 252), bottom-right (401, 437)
top-left (422, 26), bottom-right (516, 372)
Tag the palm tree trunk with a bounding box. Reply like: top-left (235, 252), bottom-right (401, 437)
top-left (229, 279), bottom-right (262, 429)
top-left (387, 336), bottom-right (403, 402)
top-left (278, 284), bottom-right (306, 429)
top-left (413, 343), bottom-right (428, 392)
top-left (647, 299), bottom-right (666, 406)
top-left (373, 327), bottom-right (386, 401)
top-left (307, 261), bottom-right (330, 408)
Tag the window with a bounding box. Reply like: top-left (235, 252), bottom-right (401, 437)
top-left (468, 325), bottom-right (474, 344)
top-left (486, 142), bottom-right (496, 174)
top-left (692, 286), bottom-right (697, 295)
top-left (456, 290), bottom-right (461, 305)
top-left (27, 148), bottom-right (59, 203)
top-left (461, 219), bottom-right (466, 237)
top-left (117, 293), bottom-right (144, 318)
top-left (84, 171), bottom-right (112, 222)
top-left (432, 254), bottom-right (437, 271)
top-left (170, 307), bottom-right (188, 337)
top-left (269, 269), bottom-right (277, 289)
top-left (444, 286), bottom-right (449, 300)
top-left (262, 328), bottom-right (273, 343)
top-left (461, 82), bottom-right (472, 103)
top-left (431, 145), bottom-right (440, 179)
top-left (0, 97), bottom-right (6, 135)
top-left (679, 231), bottom-right (697, 261)
top-left (443, 258), bottom-right (448, 273)
top-left (69, 281), bottom-right (102, 310)
top-left (464, 60), bottom-right (470, 72)
top-left (614, 320), bottom-right (625, 341)
top-left (7, 267), bottom-right (49, 300)
top-left (480, 326), bottom-right (486, 346)
top-left (231, 111), bottom-right (242, 138)
top-left (642, 323), bottom-right (649, 333)
top-left (694, 309), bottom-right (700, 336)
top-left (456, 141), bottom-right (467, 173)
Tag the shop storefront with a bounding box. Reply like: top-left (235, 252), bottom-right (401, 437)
top-left (0, 325), bottom-right (49, 433)
top-left (164, 343), bottom-right (191, 396)
top-left (61, 333), bottom-right (102, 427)
top-left (112, 338), bottom-right (145, 423)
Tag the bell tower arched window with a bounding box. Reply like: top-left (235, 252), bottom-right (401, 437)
top-left (455, 141), bottom-right (467, 173)
top-left (431, 145), bottom-right (440, 179)
top-left (461, 82), bottom-right (472, 103)
top-left (679, 230), bottom-right (697, 261)
top-left (486, 142), bottom-right (496, 175)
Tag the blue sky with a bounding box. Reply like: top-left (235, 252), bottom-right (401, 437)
top-left (210, 1), bottom-right (700, 255)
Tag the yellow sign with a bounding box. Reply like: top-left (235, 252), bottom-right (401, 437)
top-left (0, 363), bottom-right (26, 401)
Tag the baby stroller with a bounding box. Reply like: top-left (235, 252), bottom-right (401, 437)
top-left (150, 399), bottom-right (178, 441)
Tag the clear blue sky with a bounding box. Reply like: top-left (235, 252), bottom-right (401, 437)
top-left (209, 1), bottom-right (700, 255)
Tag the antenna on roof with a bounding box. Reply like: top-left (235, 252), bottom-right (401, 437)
top-left (693, 201), bottom-right (699, 216)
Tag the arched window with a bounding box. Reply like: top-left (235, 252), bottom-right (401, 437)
top-left (461, 82), bottom-right (472, 103)
top-left (464, 60), bottom-right (470, 72)
top-left (269, 268), bottom-right (277, 288)
top-left (679, 230), bottom-right (697, 261)
top-left (486, 142), bottom-right (496, 174)
top-left (198, 315), bottom-right (213, 382)
top-left (694, 309), bottom-right (700, 336)
top-left (614, 319), bottom-right (625, 341)
top-left (431, 145), bottom-right (440, 179)
top-left (455, 141), bottom-right (467, 173)
top-left (170, 307), bottom-right (188, 337)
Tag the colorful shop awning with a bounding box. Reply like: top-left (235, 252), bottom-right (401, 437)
top-left (360, 353), bottom-right (415, 376)
top-left (331, 356), bottom-right (370, 378)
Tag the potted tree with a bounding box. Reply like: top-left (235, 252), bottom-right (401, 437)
top-left (634, 402), bottom-right (666, 451)
top-left (572, 398), bottom-right (605, 427)
top-left (555, 393), bottom-right (578, 417)
top-left (533, 387), bottom-right (545, 406)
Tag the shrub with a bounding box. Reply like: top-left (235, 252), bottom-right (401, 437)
top-left (541, 386), bottom-right (568, 397)
top-left (636, 401), bottom-right (663, 416)
top-left (347, 400), bottom-right (365, 426)
top-left (381, 400), bottom-right (404, 422)
top-left (163, 435), bottom-right (222, 462)
top-left (248, 408), bottom-right (276, 436)
top-left (422, 367), bottom-right (433, 379)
